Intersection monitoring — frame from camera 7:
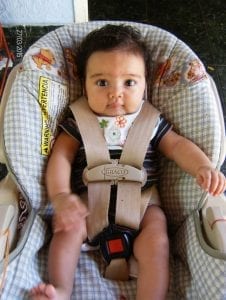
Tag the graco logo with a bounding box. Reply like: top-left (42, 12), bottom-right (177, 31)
top-left (102, 166), bottom-right (128, 178)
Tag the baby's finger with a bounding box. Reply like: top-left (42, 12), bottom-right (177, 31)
top-left (208, 170), bottom-right (220, 195)
top-left (212, 173), bottom-right (226, 196)
top-left (196, 173), bottom-right (211, 192)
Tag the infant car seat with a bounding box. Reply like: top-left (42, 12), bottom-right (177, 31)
top-left (0, 21), bottom-right (225, 300)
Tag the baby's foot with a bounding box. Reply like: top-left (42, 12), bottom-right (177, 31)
top-left (30, 283), bottom-right (57, 300)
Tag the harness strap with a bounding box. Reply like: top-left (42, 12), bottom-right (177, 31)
top-left (119, 100), bottom-right (160, 168)
top-left (87, 182), bottom-right (111, 238)
top-left (71, 97), bottom-right (112, 168)
top-left (116, 101), bottom-right (161, 229)
top-left (70, 97), bottom-right (160, 280)
top-left (71, 97), bottom-right (112, 239)
top-left (105, 258), bottom-right (129, 281)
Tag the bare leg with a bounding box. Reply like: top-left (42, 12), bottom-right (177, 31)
top-left (31, 218), bottom-right (87, 300)
top-left (133, 205), bottom-right (169, 300)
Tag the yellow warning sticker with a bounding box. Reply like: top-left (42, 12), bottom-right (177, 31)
top-left (38, 76), bottom-right (68, 156)
top-left (38, 77), bottom-right (51, 156)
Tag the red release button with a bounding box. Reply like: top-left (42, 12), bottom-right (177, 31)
top-left (108, 238), bottom-right (124, 254)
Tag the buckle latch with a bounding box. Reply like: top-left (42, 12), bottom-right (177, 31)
top-left (83, 159), bottom-right (147, 186)
top-left (90, 224), bottom-right (138, 264)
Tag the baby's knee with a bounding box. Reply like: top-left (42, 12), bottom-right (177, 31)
top-left (140, 206), bottom-right (168, 237)
top-left (144, 208), bottom-right (168, 248)
top-left (134, 230), bottom-right (169, 264)
top-left (134, 207), bottom-right (169, 260)
top-left (140, 224), bottom-right (168, 250)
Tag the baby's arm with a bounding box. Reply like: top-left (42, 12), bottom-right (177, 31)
top-left (46, 131), bottom-right (88, 233)
top-left (158, 130), bottom-right (226, 196)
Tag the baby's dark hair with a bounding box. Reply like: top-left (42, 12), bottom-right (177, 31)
top-left (76, 24), bottom-right (150, 80)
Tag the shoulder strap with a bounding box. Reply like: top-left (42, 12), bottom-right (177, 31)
top-left (116, 101), bottom-right (160, 228)
top-left (120, 101), bottom-right (160, 167)
top-left (70, 97), bottom-right (111, 168)
top-left (70, 97), bottom-right (112, 237)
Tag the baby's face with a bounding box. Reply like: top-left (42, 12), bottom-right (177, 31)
top-left (85, 50), bottom-right (146, 116)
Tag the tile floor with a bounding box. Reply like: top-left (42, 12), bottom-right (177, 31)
top-left (88, 0), bottom-right (226, 174)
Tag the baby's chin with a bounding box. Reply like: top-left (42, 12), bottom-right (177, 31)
top-left (102, 106), bottom-right (140, 117)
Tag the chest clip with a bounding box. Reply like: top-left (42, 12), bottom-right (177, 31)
top-left (83, 159), bottom-right (147, 186)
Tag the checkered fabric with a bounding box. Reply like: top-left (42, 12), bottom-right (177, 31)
top-left (0, 21), bottom-right (225, 299)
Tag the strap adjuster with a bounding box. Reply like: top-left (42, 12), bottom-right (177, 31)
top-left (90, 224), bottom-right (138, 264)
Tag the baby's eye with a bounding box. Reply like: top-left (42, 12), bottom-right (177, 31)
top-left (96, 80), bottom-right (108, 87)
top-left (125, 79), bottom-right (136, 87)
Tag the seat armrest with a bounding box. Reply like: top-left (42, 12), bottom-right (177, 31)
top-left (0, 204), bottom-right (16, 260)
top-left (0, 175), bottom-right (19, 261)
top-left (202, 194), bottom-right (226, 252)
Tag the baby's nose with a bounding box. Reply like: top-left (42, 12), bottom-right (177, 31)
top-left (108, 85), bottom-right (123, 100)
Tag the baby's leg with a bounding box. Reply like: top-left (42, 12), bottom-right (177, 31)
top-left (133, 205), bottom-right (169, 300)
top-left (31, 218), bottom-right (87, 300)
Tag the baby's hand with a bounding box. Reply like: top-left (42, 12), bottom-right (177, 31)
top-left (196, 166), bottom-right (226, 196)
top-left (52, 193), bottom-right (89, 233)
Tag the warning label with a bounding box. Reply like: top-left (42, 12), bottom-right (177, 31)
top-left (38, 76), bottom-right (68, 155)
